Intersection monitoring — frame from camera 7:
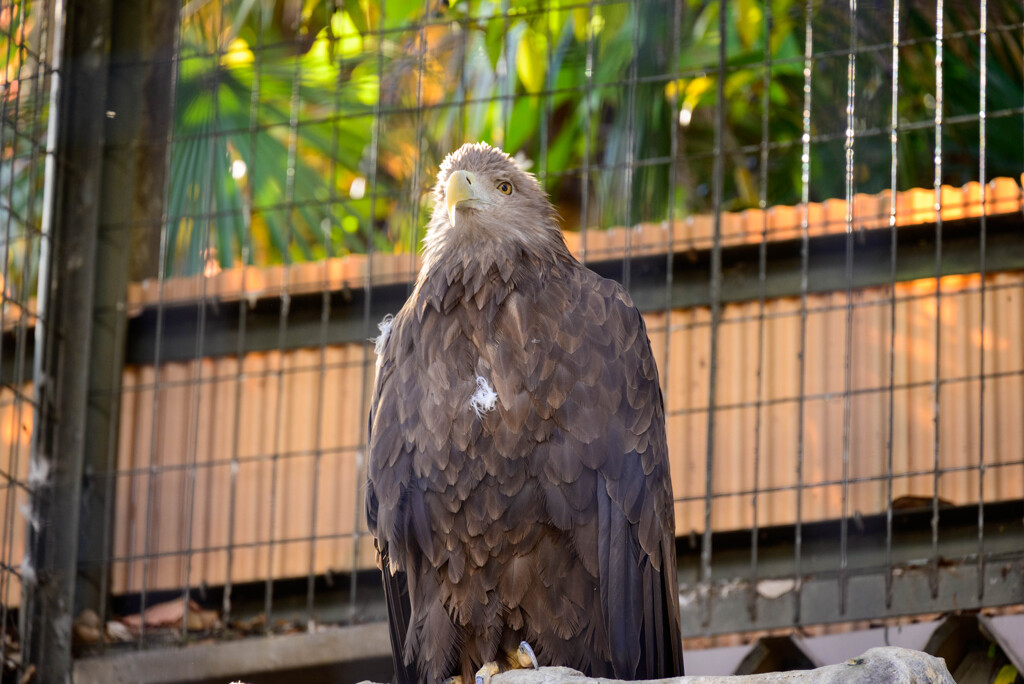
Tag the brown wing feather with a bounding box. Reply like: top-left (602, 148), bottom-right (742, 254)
top-left (367, 256), bottom-right (683, 682)
top-left (367, 195), bottom-right (682, 681)
top-left (551, 268), bottom-right (681, 678)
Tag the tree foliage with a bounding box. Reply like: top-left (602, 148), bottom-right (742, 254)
top-left (2, 1), bottom-right (1022, 279)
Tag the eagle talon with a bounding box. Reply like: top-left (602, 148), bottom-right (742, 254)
top-left (474, 661), bottom-right (500, 684)
top-left (517, 641), bottom-right (539, 669)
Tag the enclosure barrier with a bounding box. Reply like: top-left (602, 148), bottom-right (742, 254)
top-left (2, 1), bottom-right (1022, 683)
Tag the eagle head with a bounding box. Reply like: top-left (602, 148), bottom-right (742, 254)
top-left (423, 143), bottom-right (561, 264)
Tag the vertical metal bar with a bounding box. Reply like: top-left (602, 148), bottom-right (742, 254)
top-left (137, 0), bottom-right (184, 645)
top-left (180, 0), bottom-right (226, 642)
top-left (24, 0), bottom-right (114, 677)
top-left (930, 0), bottom-right (944, 601)
top-left (83, 0), bottom-right (180, 637)
top-left (976, 0), bottom-right (987, 601)
top-left (223, 262), bottom-right (247, 628)
top-left (839, 0), bottom-right (858, 618)
top-left (795, 0), bottom-right (814, 627)
top-left (622, 0), bottom-right (640, 292)
top-left (95, 257), bottom-right (128, 658)
top-left (699, 0), bottom-right (727, 628)
top-left (662, 0), bottom-right (681, 475)
top-left (24, 0), bottom-right (64, 659)
top-left (306, 243), bottom-right (331, 624)
top-left (579, 0), bottom-right (596, 265)
top-left (501, 0), bottom-right (512, 143)
top-left (91, 12), bottom-right (139, 642)
top-left (885, 0), bottom-right (901, 611)
top-left (455, 3), bottom-right (468, 143)
top-left (30, 0), bottom-right (65, 495)
top-left (354, 0), bottom-right (387, 608)
top-left (537, 1), bottom-right (551, 186)
top-left (224, 0), bottom-right (264, 628)
top-left (749, 0), bottom-right (772, 623)
top-left (308, 0), bottom-right (343, 625)
top-left (265, 24), bottom-right (305, 632)
top-left (408, 0), bottom-right (427, 270)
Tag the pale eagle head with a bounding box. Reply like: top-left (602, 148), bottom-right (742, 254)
top-left (422, 142), bottom-right (563, 268)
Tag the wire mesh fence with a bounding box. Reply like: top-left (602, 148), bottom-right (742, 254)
top-left (0, 0), bottom-right (54, 680)
top-left (1, 0), bottom-right (1023, 681)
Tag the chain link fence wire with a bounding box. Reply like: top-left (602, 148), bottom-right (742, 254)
top-left (0, 0), bottom-right (54, 680)
top-left (1, 0), bottom-right (1023, 680)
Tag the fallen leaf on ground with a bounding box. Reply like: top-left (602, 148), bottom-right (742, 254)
top-left (119, 598), bottom-right (219, 632)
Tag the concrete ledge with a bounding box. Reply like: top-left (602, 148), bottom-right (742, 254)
top-left (73, 621), bottom-right (392, 684)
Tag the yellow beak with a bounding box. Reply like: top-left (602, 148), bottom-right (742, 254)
top-left (446, 170), bottom-right (482, 225)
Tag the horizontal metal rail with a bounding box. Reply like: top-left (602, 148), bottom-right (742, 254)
top-left (124, 211), bottom-right (1024, 365)
top-left (1, 211), bottom-right (1019, 378)
top-left (676, 498), bottom-right (1024, 637)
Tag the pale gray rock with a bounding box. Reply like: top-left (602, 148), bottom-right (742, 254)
top-left (358, 647), bottom-right (954, 684)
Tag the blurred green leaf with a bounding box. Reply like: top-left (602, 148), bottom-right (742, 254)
top-left (516, 23), bottom-right (548, 94)
top-left (140, 0), bottom-right (1024, 274)
top-left (345, 0), bottom-right (369, 35)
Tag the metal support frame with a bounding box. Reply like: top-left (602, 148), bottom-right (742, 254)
top-left (2, 205), bottom-right (1020, 380)
top-left (105, 211), bottom-right (1024, 366)
top-left (77, 0), bottom-right (179, 622)
top-left (23, 0), bottom-right (115, 678)
top-left (23, 1), bottom-right (178, 680)
top-left (676, 500), bottom-right (1024, 637)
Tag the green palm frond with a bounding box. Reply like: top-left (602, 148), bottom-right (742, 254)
top-left (155, 0), bottom-right (1023, 274)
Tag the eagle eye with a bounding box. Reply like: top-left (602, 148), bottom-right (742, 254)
top-left (496, 180), bottom-right (513, 195)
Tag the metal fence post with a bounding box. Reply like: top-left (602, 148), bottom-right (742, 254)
top-left (77, 0), bottom-right (181, 624)
top-left (23, 0), bottom-right (115, 678)
top-left (23, 0), bottom-right (179, 678)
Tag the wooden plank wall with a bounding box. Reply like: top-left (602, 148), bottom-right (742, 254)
top-left (653, 272), bottom-right (1024, 535)
top-left (112, 345), bottom-right (378, 594)
top-left (109, 270), bottom-right (1024, 595)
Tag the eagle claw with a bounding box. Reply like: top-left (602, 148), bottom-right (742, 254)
top-left (517, 641), bottom-right (539, 669)
top-left (474, 661), bottom-right (500, 684)
top-left (471, 641), bottom-right (539, 683)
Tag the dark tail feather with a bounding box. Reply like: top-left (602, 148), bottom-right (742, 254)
top-left (380, 555), bottom-right (417, 684)
top-left (661, 540), bottom-right (684, 676)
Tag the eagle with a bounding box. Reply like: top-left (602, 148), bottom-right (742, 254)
top-left (365, 142), bottom-right (683, 683)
